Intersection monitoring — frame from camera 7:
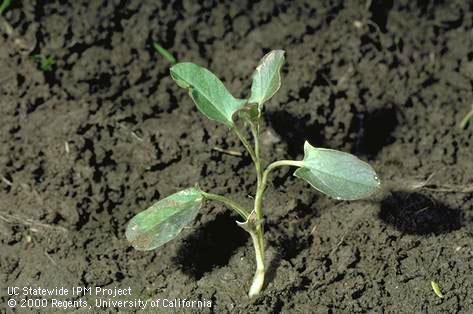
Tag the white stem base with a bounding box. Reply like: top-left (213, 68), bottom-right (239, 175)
top-left (248, 268), bottom-right (265, 297)
top-left (248, 230), bottom-right (265, 297)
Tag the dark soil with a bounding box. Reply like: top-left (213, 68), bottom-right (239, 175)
top-left (1, 1), bottom-right (472, 313)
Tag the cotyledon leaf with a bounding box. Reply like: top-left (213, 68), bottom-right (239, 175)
top-left (294, 142), bottom-right (380, 200)
top-left (126, 188), bottom-right (203, 251)
top-left (170, 62), bottom-right (246, 127)
top-left (248, 50), bottom-right (285, 109)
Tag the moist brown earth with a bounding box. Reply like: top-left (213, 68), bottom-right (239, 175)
top-left (1, 1), bottom-right (472, 313)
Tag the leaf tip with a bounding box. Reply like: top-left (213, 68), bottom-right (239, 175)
top-left (302, 140), bottom-right (313, 154)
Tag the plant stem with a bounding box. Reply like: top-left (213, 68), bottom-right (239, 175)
top-left (251, 122), bottom-right (263, 228)
top-left (249, 120), bottom-right (266, 297)
top-left (248, 227), bottom-right (265, 298)
top-left (249, 158), bottom-right (304, 297)
top-left (262, 160), bottom-right (304, 188)
top-left (235, 114), bottom-right (305, 297)
top-left (201, 192), bottom-right (250, 220)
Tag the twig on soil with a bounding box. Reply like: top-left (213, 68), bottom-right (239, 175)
top-left (212, 146), bottom-right (243, 157)
top-left (420, 184), bottom-right (473, 193)
top-left (130, 131), bottom-right (143, 142)
top-left (44, 251), bottom-right (58, 266)
top-left (408, 172), bottom-right (473, 193)
top-left (1, 176), bottom-right (13, 186)
top-left (0, 211), bottom-right (68, 233)
top-left (330, 231), bottom-right (348, 255)
top-left (407, 172), bottom-right (437, 190)
top-left (310, 225), bottom-right (317, 235)
top-left (116, 121), bottom-right (144, 142)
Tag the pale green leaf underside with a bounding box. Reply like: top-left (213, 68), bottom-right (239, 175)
top-left (126, 188), bottom-right (203, 251)
top-left (248, 50), bottom-right (285, 109)
top-left (294, 142), bottom-right (380, 200)
top-left (170, 62), bottom-right (246, 127)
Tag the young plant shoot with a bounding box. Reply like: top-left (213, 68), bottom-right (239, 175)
top-left (126, 50), bottom-right (380, 297)
top-left (33, 54), bottom-right (56, 72)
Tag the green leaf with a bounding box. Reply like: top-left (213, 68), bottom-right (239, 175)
top-left (170, 62), bottom-right (246, 127)
top-left (248, 50), bottom-right (285, 109)
top-left (126, 188), bottom-right (203, 251)
top-left (0, 0), bottom-right (12, 15)
top-left (294, 142), bottom-right (380, 200)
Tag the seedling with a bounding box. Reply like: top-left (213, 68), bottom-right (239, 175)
top-left (126, 50), bottom-right (380, 297)
top-left (33, 54), bottom-right (55, 72)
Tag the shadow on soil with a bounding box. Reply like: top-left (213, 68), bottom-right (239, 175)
top-left (174, 213), bottom-right (248, 279)
top-left (354, 106), bottom-right (398, 157)
top-left (264, 200), bottom-right (316, 286)
top-left (267, 110), bottom-right (324, 159)
top-left (379, 191), bottom-right (463, 234)
top-left (268, 106), bottom-right (398, 159)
